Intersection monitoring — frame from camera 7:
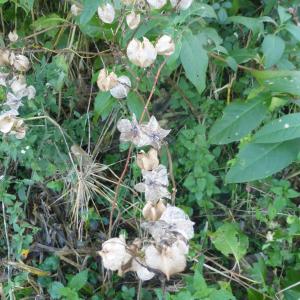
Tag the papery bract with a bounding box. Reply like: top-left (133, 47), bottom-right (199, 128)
top-left (141, 116), bottom-right (170, 149)
top-left (135, 164), bottom-right (170, 201)
top-left (98, 3), bottom-right (115, 24)
top-left (144, 242), bottom-right (186, 280)
top-left (26, 86), bottom-right (36, 100)
top-left (170, 0), bottom-right (193, 10)
top-left (5, 92), bottom-right (22, 111)
top-left (136, 148), bottom-right (159, 171)
top-left (10, 75), bottom-right (27, 98)
top-left (143, 200), bottom-right (166, 221)
top-left (127, 37), bottom-right (157, 68)
top-left (10, 54), bottom-right (30, 72)
top-left (155, 35), bottom-right (175, 56)
top-left (117, 114), bottom-right (151, 147)
top-left (0, 50), bottom-right (10, 66)
top-left (97, 68), bottom-right (118, 91)
top-left (71, 4), bottom-right (82, 16)
top-left (160, 205), bottom-right (195, 240)
top-left (131, 257), bottom-right (155, 281)
top-left (8, 30), bottom-right (18, 42)
top-left (126, 11), bottom-right (141, 30)
top-left (0, 72), bottom-right (9, 87)
top-left (0, 114), bottom-right (15, 133)
top-left (110, 75), bottom-right (131, 99)
top-left (98, 236), bottom-right (131, 271)
top-left (146, 0), bottom-right (167, 9)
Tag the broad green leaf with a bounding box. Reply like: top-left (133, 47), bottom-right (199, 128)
top-left (127, 92), bottom-right (145, 120)
top-left (211, 223), bottom-right (248, 261)
top-left (180, 33), bottom-right (208, 94)
top-left (254, 113), bottom-right (300, 143)
top-left (93, 92), bottom-right (117, 122)
top-left (173, 3), bottom-right (217, 24)
top-left (32, 14), bottom-right (66, 31)
top-left (262, 35), bottom-right (285, 68)
top-left (79, 0), bottom-right (102, 25)
top-left (228, 16), bottom-right (263, 35)
top-left (252, 70), bottom-right (300, 96)
top-left (68, 270), bottom-right (88, 291)
top-left (278, 6), bottom-right (291, 24)
top-left (208, 95), bottom-right (269, 145)
top-left (286, 23), bottom-right (300, 41)
top-left (226, 139), bottom-right (300, 183)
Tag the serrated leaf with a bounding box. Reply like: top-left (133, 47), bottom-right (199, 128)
top-left (226, 139), bottom-right (300, 183)
top-left (262, 35), bottom-right (285, 68)
top-left (252, 70), bottom-right (300, 96)
top-left (68, 269), bottom-right (88, 291)
top-left (48, 282), bottom-right (65, 300)
top-left (180, 33), bottom-right (208, 94)
top-left (211, 223), bottom-right (248, 261)
top-left (253, 113), bottom-right (300, 143)
top-left (208, 95), bottom-right (269, 144)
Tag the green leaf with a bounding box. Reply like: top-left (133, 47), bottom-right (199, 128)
top-left (32, 14), bottom-right (66, 31)
top-left (127, 92), bottom-right (145, 120)
top-left (58, 287), bottom-right (79, 300)
top-left (253, 113), bottom-right (300, 143)
top-left (49, 281), bottom-right (65, 300)
top-left (79, 0), bottom-right (102, 25)
top-left (180, 33), bottom-right (208, 94)
top-left (68, 270), bottom-right (88, 291)
top-left (262, 35), bottom-right (285, 68)
top-left (252, 70), bottom-right (300, 96)
top-left (285, 23), bottom-right (300, 41)
top-left (210, 290), bottom-right (236, 300)
top-left (211, 223), bottom-right (248, 261)
top-left (93, 92), bottom-right (117, 122)
top-left (278, 6), bottom-right (291, 24)
top-left (208, 95), bottom-right (269, 144)
top-left (228, 16), bottom-right (263, 36)
top-left (226, 139), bottom-right (300, 183)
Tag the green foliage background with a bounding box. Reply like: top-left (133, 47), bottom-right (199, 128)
top-left (1, 0), bottom-right (300, 299)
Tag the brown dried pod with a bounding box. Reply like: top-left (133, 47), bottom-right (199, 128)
top-left (136, 148), bottom-right (159, 171)
top-left (142, 200), bottom-right (166, 221)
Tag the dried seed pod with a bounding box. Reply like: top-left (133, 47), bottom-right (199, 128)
top-left (0, 50), bottom-right (10, 66)
top-left (136, 148), bottom-right (159, 171)
top-left (132, 257), bottom-right (155, 281)
top-left (98, 236), bottom-right (131, 271)
top-left (127, 37), bottom-right (157, 68)
top-left (160, 205), bottom-right (195, 240)
top-left (8, 30), bottom-right (18, 42)
top-left (71, 4), bottom-right (82, 16)
top-left (98, 3), bottom-right (115, 24)
top-left (143, 200), bottom-right (166, 221)
top-left (97, 68), bottom-right (118, 91)
top-left (144, 242), bottom-right (187, 280)
top-left (155, 35), bottom-right (175, 56)
top-left (10, 54), bottom-right (31, 72)
top-left (126, 11), bottom-right (141, 30)
top-left (110, 75), bottom-right (131, 99)
top-left (117, 114), bottom-right (151, 147)
top-left (0, 114), bottom-right (15, 134)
